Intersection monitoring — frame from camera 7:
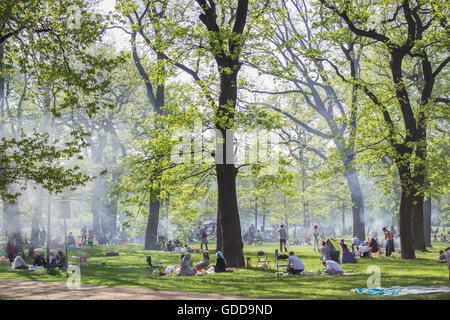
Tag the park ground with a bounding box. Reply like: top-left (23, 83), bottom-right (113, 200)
top-left (0, 240), bottom-right (449, 300)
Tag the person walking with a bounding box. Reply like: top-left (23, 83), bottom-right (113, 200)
top-left (277, 224), bottom-right (288, 252)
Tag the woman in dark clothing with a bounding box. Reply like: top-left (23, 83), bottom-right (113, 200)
top-left (6, 234), bottom-right (15, 263)
top-left (214, 251), bottom-right (226, 273)
top-left (33, 254), bottom-right (47, 267)
top-left (56, 251), bottom-right (67, 268)
top-left (369, 237), bottom-right (379, 253)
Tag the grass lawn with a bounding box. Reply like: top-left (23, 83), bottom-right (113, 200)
top-left (0, 240), bottom-right (449, 300)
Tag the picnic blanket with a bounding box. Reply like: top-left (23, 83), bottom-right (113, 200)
top-left (300, 272), bottom-right (356, 276)
top-left (352, 286), bottom-right (450, 296)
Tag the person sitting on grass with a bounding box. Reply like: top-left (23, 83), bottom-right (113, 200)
top-left (48, 251), bottom-right (57, 267)
top-left (175, 253), bottom-right (196, 277)
top-left (360, 242), bottom-right (371, 258)
top-left (33, 253), bottom-right (47, 267)
top-left (445, 247), bottom-right (450, 280)
top-left (167, 240), bottom-right (174, 252)
top-left (369, 237), bottom-right (379, 254)
top-left (214, 251), bottom-right (227, 273)
top-left (195, 252), bottom-right (210, 271)
top-left (286, 251), bottom-right (304, 275)
top-left (322, 260), bottom-right (344, 275)
top-left (12, 252), bottom-right (28, 270)
top-left (353, 246), bottom-right (360, 257)
top-left (436, 250), bottom-right (447, 263)
top-left (56, 251), bottom-right (67, 268)
top-left (174, 253), bottom-right (185, 274)
top-left (255, 230), bottom-right (263, 245)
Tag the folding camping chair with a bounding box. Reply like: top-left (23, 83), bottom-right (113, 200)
top-left (146, 256), bottom-right (163, 275)
top-left (275, 249), bottom-right (289, 276)
top-left (257, 251), bottom-right (270, 268)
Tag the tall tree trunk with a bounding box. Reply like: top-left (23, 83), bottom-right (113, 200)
top-left (393, 189), bottom-right (401, 230)
top-left (254, 196), bottom-right (258, 230)
top-left (30, 189), bottom-right (44, 247)
top-left (145, 186), bottom-right (160, 250)
top-left (212, 66), bottom-right (245, 266)
top-left (412, 193), bottom-right (426, 251)
top-left (91, 174), bottom-right (105, 236)
top-left (423, 197), bottom-right (432, 248)
top-left (345, 169), bottom-right (365, 240)
top-left (216, 164), bottom-right (244, 266)
top-left (216, 206), bottom-right (222, 251)
top-left (398, 165), bottom-right (416, 259)
top-left (2, 196), bottom-right (21, 236)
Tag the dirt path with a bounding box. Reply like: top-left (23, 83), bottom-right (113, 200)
top-left (0, 278), bottom-right (267, 300)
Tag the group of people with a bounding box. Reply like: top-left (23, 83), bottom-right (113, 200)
top-left (243, 224), bottom-right (264, 245)
top-left (165, 239), bottom-right (201, 253)
top-left (6, 250), bottom-right (67, 270)
top-left (162, 251), bottom-right (228, 277)
top-left (283, 251), bottom-right (344, 275)
top-left (80, 226), bottom-right (128, 247)
top-left (350, 227), bottom-right (396, 258)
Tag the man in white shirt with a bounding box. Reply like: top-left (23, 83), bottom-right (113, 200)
top-left (322, 260), bottom-right (343, 275)
top-left (12, 253), bottom-right (28, 270)
top-left (286, 251), bottom-right (304, 275)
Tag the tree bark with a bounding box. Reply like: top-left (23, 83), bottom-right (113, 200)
top-left (398, 165), bottom-right (416, 259)
top-left (30, 189), bottom-right (44, 247)
top-left (412, 193), bottom-right (426, 251)
top-left (345, 169), bottom-right (365, 240)
top-left (145, 186), bottom-right (161, 250)
top-left (216, 206), bottom-right (222, 251)
top-left (423, 197), bottom-right (432, 247)
top-left (216, 164), bottom-right (244, 266)
top-left (254, 196), bottom-right (258, 229)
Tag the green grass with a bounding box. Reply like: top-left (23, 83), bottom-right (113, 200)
top-left (1, 240), bottom-right (449, 299)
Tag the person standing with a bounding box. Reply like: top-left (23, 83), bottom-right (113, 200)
top-left (5, 233), bottom-right (16, 263)
top-left (313, 225), bottom-right (320, 253)
top-left (201, 227), bottom-right (208, 251)
top-left (277, 224), bottom-right (288, 252)
top-left (81, 225), bottom-right (87, 245)
top-left (39, 228), bottom-right (46, 246)
top-left (383, 227), bottom-right (394, 257)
